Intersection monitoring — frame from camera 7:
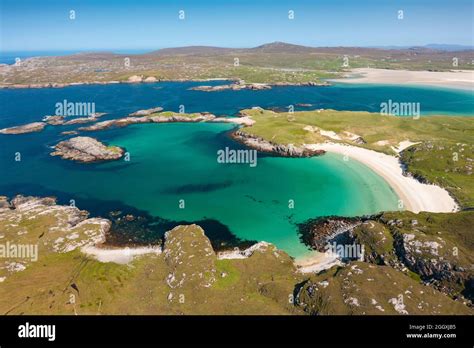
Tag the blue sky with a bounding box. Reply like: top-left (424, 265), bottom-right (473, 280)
top-left (1, 0), bottom-right (472, 51)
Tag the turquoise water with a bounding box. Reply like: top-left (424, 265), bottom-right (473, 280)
top-left (0, 82), bottom-right (472, 257)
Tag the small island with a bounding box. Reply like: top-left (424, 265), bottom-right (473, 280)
top-left (0, 122), bottom-right (46, 134)
top-left (51, 136), bottom-right (125, 163)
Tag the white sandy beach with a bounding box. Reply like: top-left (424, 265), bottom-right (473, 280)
top-left (295, 251), bottom-right (343, 274)
top-left (305, 142), bottom-right (459, 213)
top-left (294, 141), bottom-right (459, 273)
top-left (332, 68), bottom-right (474, 90)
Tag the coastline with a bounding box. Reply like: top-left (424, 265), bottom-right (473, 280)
top-left (304, 142), bottom-right (459, 213)
top-left (0, 78), bottom-right (330, 90)
top-left (330, 68), bottom-right (474, 91)
top-left (294, 250), bottom-right (343, 273)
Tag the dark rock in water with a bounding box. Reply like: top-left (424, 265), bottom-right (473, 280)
top-left (61, 131), bottom-right (79, 136)
top-left (297, 216), bottom-right (363, 252)
top-left (105, 211), bottom-right (257, 252)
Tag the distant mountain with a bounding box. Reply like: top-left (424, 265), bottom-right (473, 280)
top-left (424, 44), bottom-right (474, 51)
top-left (372, 44), bottom-right (473, 52)
top-left (148, 42), bottom-right (474, 57)
top-left (250, 41), bottom-right (315, 52)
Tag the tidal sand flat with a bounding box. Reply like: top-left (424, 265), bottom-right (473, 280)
top-left (333, 68), bottom-right (474, 91)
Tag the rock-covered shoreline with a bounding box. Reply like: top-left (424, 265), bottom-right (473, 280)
top-left (230, 130), bottom-right (325, 157)
top-left (51, 136), bottom-right (124, 163)
top-left (297, 216), bottom-right (364, 252)
top-left (189, 79), bottom-right (330, 92)
top-left (0, 77), bottom-right (331, 90)
top-left (298, 213), bottom-right (474, 304)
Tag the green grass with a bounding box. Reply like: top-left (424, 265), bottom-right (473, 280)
top-left (214, 259), bottom-right (241, 289)
top-left (400, 142), bottom-right (474, 208)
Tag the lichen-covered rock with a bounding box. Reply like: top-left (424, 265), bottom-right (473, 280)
top-left (163, 225), bottom-right (217, 289)
top-left (51, 136), bottom-right (124, 162)
top-left (0, 195), bottom-right (110, 281)
top-left (295, 262), bottom-right (472, 315)
top-left (380, 211), bottom-right (474, 302)
top-left (352, 221), bottom-right (398, 266)
top-left (129, 107), bottom-right (163, 116)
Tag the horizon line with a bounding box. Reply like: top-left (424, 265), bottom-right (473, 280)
top-left (2, 42), bottom-right (474, 53)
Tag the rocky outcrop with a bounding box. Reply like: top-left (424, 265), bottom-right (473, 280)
top-left (273, 81), bottom-right (331, 87)
top-left (127, 75), bottom-right (158, 83)
top-left (297, 216), bottom-right (363, 252)
top-left (295, 261), bottom-right (472, 315)
top-left (127, 75), bottom-right (143, 83)
top-left (79, 112), bottom-right (218, 131)
top-left (0, 122), bottom-right (46, 134)
top-left (190, 81), bottom-right (271, 92)
top-left (190, 80), bottom-right (330, 92)
top-left (42, 115), bottom-right (65, 125)
top-left (0, 195), bottom-right (110, 282)
top-left (51, 136), bottom-right (124, 163)
top-left (163, 225), bottom-right (217, 290)
top-left (392, 226), bottom-right (473, 300)
top-left (129, 107), bottom-right (163, 116)
top-left (231, 130), bottom-right (325, 158)
top-left (42, 113), bottom-right (107, 126)
top-left (143, 76), bottom-right (158, 83)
